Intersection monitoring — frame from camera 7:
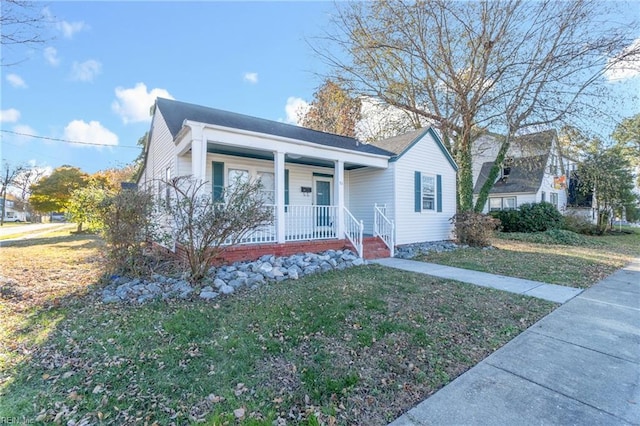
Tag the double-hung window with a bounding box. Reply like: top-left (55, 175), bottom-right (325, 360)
top-left (421, 175), bottom-right (435, 211)
top-left (227, 169), bottom-right (249, 197)
top-left (257, 171), bottom-right (275, 204)
top-left (489, 196), bottom-right (516, 211)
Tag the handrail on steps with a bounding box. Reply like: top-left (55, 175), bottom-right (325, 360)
top-left (344, 207), bottom-right (363, 258)
top-left (374, 203), bottom-right (395, 257)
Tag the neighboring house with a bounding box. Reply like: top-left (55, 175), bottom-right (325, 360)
top-left (472, 130), bottom-right (583, 215)
top-left (138, 98), bottom-right (458, 260)
top-left (0, 196), bottom-right (28, 222)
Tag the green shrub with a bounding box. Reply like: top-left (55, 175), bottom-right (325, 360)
top-left (451, 212), bottom-right (500, 247)
top-left (495, 228), bottom-right (597, 246)
top-left (490, 210), bottom-right (519, 232)
top-left (562, 214), bottom-right (599, 235)
top-left (493, 202), bottom-right (563, 233)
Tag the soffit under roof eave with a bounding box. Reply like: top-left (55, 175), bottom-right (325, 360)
top-left (178, 120), bottom-right (390, 169)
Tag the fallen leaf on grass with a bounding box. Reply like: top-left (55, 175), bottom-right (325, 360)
top-left (234, 407), bottom-right (245, 420)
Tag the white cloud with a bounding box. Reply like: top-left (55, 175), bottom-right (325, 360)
top-left (0, 108), bottom-right (21, 123)
top-left (44, 47), bottom-right (60, 66)
top-left (42, 8), bottom-right (88, 39)
top-left (63, 120), bottom-right (118, 148)
top-left (284, 97), bottom-right (309, 125)
top-left (6, 73), bottom-right (27, 88)
top-left (11, 125), bottom-right (38, 145)
top-left (243, 72), bottom-right (259, 84)
top-left (57, 20), bottom-right (88, 39)
top-left (605, 38), bottom-right (640, 81)
top-left (71, 60), bottom-right (102, 82)
top-left (112, 82), bottom-right (174, 124)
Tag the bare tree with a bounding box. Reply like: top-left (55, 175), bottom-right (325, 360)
top-left (0, 162), bottom-right (25, 225)
top-left (162, 176), bottom-right (273, 282)
top-left (1, 0), bottom-right (48, 65)
top-left (313, 0), bottom-right (640, 212)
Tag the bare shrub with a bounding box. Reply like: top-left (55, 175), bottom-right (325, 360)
top-left (451, 212), bottom-right (500, 247)
top-left (162, 176), bottom-right (273, 282)
top-left (100, 188), bottom-right (158, 276)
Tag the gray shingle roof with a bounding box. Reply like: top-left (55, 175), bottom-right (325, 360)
top-left (156, 98), bottom-right (394, 157)
top-left (368, 127), bottom-right (426, 155)
top-left (473, 154), bottom-right (549, 194)
top-left (369, 127), bottom-right (458, 171)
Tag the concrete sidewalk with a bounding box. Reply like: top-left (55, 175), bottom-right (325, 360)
top-left (371, 257), bottom-right (583, 303)
top-left (387, 258), bottom-right (640, 426)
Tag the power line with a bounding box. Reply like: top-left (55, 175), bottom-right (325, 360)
top-left (0, 129), bottom-right (142, 149)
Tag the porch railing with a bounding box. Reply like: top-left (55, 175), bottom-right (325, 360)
top-left (344, 207), bottom-right (364, 258)
top-left (374, 203), bottom-right (395, 257)
top-left (285, 205), bottom-right (338, 241)
top-left (225, 204), bottom-right (277, 245)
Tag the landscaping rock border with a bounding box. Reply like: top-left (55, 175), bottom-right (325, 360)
top-left (101, 249), bottom-right (365, 304)
top-left (394, 240), bottom-right (462, 259)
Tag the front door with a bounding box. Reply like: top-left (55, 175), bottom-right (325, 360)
top-left (315, 180), bottom-right (331, 226)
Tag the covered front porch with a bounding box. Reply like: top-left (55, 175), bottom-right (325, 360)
top-left (175, 121), bottom-right (394, 257)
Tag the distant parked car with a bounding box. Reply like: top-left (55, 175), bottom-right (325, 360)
top-left (51, 213), bottom-right (66, 222)
top-left (3, 216), bottom-right (22, 222)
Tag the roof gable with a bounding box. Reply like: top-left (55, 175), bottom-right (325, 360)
top-left (370, 127), bottom-right (458, 171)
top-left (155, 98), bottom-right (394, 157)
top-left (473, 154), bottom-right (549, 195)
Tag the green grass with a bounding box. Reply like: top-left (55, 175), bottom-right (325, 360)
top-left (0, 232), bottom-right (556, 425)
top-left (418, 227), bottom-right (640, 288)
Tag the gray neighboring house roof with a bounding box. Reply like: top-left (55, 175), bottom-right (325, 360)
top-left (155, 98), bottom-right (394, 157)
top-left (473, 154), bottom-right (549, 195)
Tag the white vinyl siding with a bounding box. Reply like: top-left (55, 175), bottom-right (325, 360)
top-left (392, 133), bottom-right (457, 245)
top-left (348, 166), bottom-right (394, 236)
top-left (139, 110), bottom-right (175, 192)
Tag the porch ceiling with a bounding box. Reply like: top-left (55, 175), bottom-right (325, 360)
top-left (206, 142), bottom-right (370, 170)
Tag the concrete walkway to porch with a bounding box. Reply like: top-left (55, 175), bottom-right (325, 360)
top-left (370, 257), bottom-right (583, 303)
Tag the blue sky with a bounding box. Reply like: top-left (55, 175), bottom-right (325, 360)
top-left (1, 1), bottom-right (639, 175)
top-left (1, 1), bottom-right (336, 173)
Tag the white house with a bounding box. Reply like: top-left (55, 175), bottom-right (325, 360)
top-left (1, 196), bottom-right (27, 222)
top-left (138, 98), bottom-right (457, 261)
top-left (472, 130), bottom-right (581, 214)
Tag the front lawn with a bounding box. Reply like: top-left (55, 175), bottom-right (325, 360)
top-left (0, 232), bottom-right (555, 425)
top-left (417, 228), bottom-right (640, 288)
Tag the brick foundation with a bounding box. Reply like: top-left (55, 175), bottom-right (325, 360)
top-left (157, 239), bottom-right (356, 266)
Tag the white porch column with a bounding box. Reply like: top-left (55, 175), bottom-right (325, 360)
top-left (275, 151), bottom-right (286, 243)
top-left (191, 125), bottom-right (207, 182)
top-left (334, 159), bottom-right (345, 239)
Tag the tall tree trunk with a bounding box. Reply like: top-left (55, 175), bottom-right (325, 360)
top-left (474, 135), bottom-right (511, 213)
top-left (456, 131), bottom-right (475, 212)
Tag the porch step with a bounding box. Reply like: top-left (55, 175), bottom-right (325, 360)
top-left (362, 236), bottom-right (391, 260)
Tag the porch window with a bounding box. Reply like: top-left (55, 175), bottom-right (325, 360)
top-left (489, 197), bottom-right (516, 211)
top-left (422, 175), bottom-right (435, 211)
top-left (257, 171), bottom-right (275, 204)
top-left (228, 169), bottom-right (249, 190)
